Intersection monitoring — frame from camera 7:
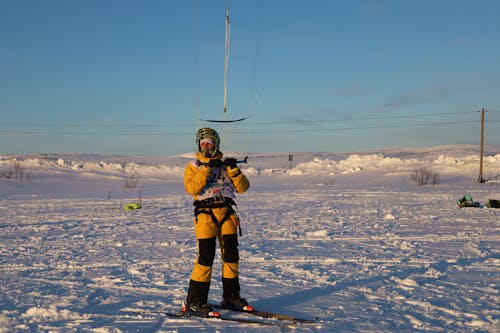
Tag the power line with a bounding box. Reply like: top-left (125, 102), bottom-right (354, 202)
top-left (240, 120), bottom-right (481, 134)
top-left (1, 110), bottom-right (493, 129)
top-left (0, 130), bottom-right (188, 136)
top-left (249, 110), bottom-right (493, 126)
top-left (0, 120), bottom-right (483, 136)
top-left (1, 109), bottom-right (498, 139)
top-left (0, 122), bottom-right (195, 129)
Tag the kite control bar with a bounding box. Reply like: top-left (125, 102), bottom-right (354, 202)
top-left (196, 156), bottom-right (248, 167)
top-left (236, 156), bottom-right (248, 164)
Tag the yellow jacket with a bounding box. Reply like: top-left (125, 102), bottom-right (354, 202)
top-left (184, 152), bottom-right (249, 200)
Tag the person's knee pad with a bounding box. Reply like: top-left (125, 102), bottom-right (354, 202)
top-left (198, 238), bottom-right (216, 266)
top-left (222, 234), bottom-right (239, 263)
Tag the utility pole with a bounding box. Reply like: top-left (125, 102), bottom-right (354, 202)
top-left (478, 108), bottom-right (487, 183)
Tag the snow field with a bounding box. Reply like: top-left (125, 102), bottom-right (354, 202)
top-left (0, 145), bottom-right (499, 332)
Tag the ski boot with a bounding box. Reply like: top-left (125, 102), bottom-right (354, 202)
top-left (184, 280), bottom-right (220, 318)
top-left (222, 297), bottom-right (254, 312)
top-left (182, 301), bottom-right (220, 318)
top-left (222, 277), bottom-right (254, 312)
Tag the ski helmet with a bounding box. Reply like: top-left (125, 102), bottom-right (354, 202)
top-left (196, 127), bottom-right (220, 157)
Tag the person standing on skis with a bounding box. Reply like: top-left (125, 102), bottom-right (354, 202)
top-left (183, 127), bottom-right (252, 316)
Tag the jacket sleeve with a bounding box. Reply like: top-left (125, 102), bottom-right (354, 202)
top-left (226, 166), bottom-right (250, 193)
top-left (184, 162), bottom-right (211, 196)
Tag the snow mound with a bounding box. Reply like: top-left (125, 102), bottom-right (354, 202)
top-left (22, 305), bottom-right (90, 322)
top-left (1, 145), bottom-right (499, 181)
top-left (287, 150), bottom-right (499, 177)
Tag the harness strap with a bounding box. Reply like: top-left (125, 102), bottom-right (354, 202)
top-left (193, 197), bottom-right (242, 235)
top-left (193, 197), bottom-right (236, 208)
top-left (194, 206), bottom-right (234, 229)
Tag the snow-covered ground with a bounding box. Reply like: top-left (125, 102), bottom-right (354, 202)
top-left (0, 144), bottom-right (499, 332)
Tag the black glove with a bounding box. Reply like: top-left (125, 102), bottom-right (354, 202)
top-left (223, 158), bottom-right (238, 168)
top-left (207, 159), bottom-right (223, 168)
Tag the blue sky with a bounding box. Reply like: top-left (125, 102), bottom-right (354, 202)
top-left (1, 0), bottom-right (499, 156)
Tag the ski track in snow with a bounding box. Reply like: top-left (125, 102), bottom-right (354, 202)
top-left (0, 146), bottom-right (499, 332)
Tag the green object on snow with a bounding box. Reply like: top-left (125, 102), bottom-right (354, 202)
top-left (124, 203), bottom-right (142, 210)
top-left (457, 195), bottom-right (480, 208)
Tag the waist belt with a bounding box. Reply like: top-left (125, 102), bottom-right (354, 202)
top-left (193, 197), bottom-right (236, 209)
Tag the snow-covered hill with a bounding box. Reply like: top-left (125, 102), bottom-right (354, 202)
top-left (1, 144), bottom-right (499, 198)
top-left (0, 145), bottom-right (499, 332)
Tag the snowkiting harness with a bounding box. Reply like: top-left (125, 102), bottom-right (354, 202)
top-left (193, 197), bottom-right (242, 236)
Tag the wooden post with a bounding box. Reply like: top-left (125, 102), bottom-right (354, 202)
top-left (478, 108), bottom-right (486, 183)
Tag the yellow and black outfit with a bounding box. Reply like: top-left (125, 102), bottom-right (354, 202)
top-left (184, 150), bottom-right (250, 309)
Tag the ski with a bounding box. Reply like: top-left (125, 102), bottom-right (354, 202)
top-left (208, 303), bottom-right (318, 324)
top-left (123, 309), bottom-right (295, 328)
